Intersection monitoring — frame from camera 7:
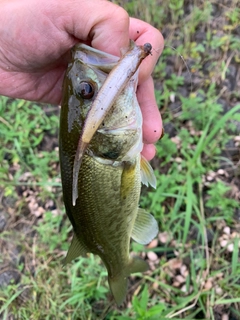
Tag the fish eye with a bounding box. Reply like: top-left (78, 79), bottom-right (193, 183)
top-left (77, 81), bottom-right (95, 99)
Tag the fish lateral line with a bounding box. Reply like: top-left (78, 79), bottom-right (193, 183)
top-left (72, 41), bottom-right (152, 205)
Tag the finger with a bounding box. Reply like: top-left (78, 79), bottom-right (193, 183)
top-left (141, 144), bottom-right (156, 161)
top-left (63, 0), bottom-right (130, 56)
top-left (137, 77), bottom-right (162, 144)
top-left (129, 18), bottom-right (164, 84)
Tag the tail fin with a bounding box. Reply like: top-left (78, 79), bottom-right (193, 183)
top-left (108, 257), bottom-right (148, 306)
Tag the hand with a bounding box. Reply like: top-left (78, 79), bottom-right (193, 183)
top-left (0, 0), bottom-right (164, 160)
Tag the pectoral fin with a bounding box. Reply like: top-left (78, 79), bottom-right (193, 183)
top-left (131, 208), bottom-right (159, 245)
top-left (140, 156), bottom-right (157, 188)
top-left (63, 234), bottom-right (88, 265)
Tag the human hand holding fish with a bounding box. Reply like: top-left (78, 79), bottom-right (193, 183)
top-left (0, 0), bottom-right (164, 160)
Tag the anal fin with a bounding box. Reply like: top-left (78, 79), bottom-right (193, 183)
top-left (63, 234), bottom-right (88, 265)
top-left (131, 208), bottom-right (159, 245)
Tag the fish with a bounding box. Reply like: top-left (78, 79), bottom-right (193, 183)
top-left (59, 41), bottom-right (159, 306)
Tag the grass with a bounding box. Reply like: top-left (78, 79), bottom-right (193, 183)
top-left (0, 0), bottom-right (240, 319)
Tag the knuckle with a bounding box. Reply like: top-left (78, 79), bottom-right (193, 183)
top-left (114, 6), bottom-right (129, 26)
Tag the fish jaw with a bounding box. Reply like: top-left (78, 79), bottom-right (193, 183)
top-left (72, 43), bottom-right (119, 72)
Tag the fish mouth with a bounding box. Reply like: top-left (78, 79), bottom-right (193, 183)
top-left (73, 43), bottom-right (119, 73)
top-left (72, 41), bottom-right (152, 206)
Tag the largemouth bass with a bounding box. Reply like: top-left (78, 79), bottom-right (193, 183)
top-left (59, 41), bottom-right (158, 305)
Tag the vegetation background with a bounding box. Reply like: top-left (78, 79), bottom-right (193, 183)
top-left (0, 0), bottom-right (239, 319)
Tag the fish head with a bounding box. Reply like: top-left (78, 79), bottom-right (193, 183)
top-left (62, 44), bottom-right (143, 161)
